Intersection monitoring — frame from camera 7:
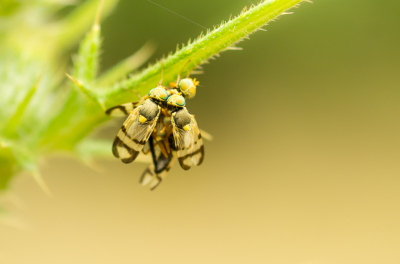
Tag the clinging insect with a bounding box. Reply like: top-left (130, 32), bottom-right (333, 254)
top-left (106, 66), bottom-right (205, 190)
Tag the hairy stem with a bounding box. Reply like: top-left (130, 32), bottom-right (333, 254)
top-left (97, 0), bottom-right (307, 108)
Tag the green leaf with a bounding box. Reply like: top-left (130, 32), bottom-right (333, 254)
top-left (56, 0), bottom-right (120, 51)
top-left (71, 3), bottom-right (103, 85)
top-left (0, 143), bottom-right (19, 191)
top-left (38, 1), bottom-right (107, 151)
top-left (3, 73), bottom-right (41, 138)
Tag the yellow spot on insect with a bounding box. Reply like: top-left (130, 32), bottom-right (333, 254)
top-left (139, 115), bottom-right (147, 123)
top-left (183, 124), bottom-right (190, 131)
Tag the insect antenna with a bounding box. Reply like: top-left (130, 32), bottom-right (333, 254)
top-left (175, 60), bottom-right (191, 85)
top-left (158, 60), bottom-right (164, 86)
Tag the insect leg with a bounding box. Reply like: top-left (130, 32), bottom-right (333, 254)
top-left (159, 122), bottom-right (171, 134)
top-left (148, 135), bottom-right (158, 169)
top-left (175, 60), bottom-right (191, 84)
top-left (163, 125), bottom-right (173, 154)
top-left (155, 138), bottom-right (169, 158)
top-left (163, 135), bottom-right (171, 154)
top-left (140, 150), bottom-right (174, 189)
top-left (140, 163), bottom-right (155, 186)
top-left (150, 153), bottom-right (177, 191)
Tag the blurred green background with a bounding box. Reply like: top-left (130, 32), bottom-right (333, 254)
top-left (1, 0), bottom-right (400, 263)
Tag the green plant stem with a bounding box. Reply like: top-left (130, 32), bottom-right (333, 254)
top-left (97, 0), bottom-right (306, 108)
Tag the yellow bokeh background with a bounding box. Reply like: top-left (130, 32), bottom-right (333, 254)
top-left (1, 0), bottom-right (400, 263)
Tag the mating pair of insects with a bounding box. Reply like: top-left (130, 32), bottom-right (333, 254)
top-left (106, 69), bottom-right (204, 190)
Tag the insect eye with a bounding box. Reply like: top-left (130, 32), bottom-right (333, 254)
top-left (176, 96), bottom-right (185, 106)
top-left (179, 79), bottom-right (197, 99)
top-left (149, 87), bottom-right (169, 101)
top-left (160, 90), bottom-right (169, 100)
top-left (167, 95), bottom-right (185, 107)
top-left (179, 79), bottom-right (193, 91)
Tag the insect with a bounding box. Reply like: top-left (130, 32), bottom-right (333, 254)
top-left (170, 77), bottom-right (199, 99)
top-left (106, 73), bottom-right (204, 190)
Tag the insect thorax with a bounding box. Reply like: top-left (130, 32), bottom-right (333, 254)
top-left (139, 99), bottom-right (160, 121)
top-left (172, 108), bottom-right (191, 129)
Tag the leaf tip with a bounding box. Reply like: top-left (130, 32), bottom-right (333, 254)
top-left (94, 0), bottom-right (105, 30)
top-left (31, 170), bottom-right (52, 197)
top-left (66, 73), bottom-right (81, 86)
